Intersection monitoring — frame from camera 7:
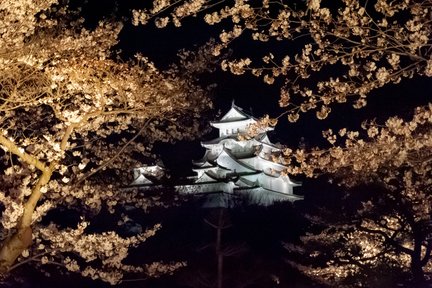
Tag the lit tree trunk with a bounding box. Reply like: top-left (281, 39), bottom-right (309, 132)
top-left (0, 228), bottom-right (33, 273)
top-left (216, 208), bottom-right (223, 288)
top-left (0, 126), bottom-right (73, 273)
top-left (0, 166), bottom-right (53, 273)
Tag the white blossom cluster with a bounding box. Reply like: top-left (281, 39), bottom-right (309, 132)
top-left (28, 222), bottom-right (162, 284)
top-left (135, 0), bottom-right (431, 121)
top-left (282, 105), bottom-right (432, 285)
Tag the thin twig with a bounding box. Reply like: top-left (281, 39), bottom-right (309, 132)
top-left (75, 118), bottom-right (154, 185)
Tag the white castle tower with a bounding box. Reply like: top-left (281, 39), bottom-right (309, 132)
top-left (130, 102), bottom-right (303, 207)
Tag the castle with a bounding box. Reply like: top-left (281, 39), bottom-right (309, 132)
top-left (129, 103), bottom-right (303, 207)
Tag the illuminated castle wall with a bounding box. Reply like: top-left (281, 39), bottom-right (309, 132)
top-left (130, 103), bottom-right (303, 207)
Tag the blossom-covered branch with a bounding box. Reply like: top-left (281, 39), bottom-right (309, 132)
top-left (0, 0), bottom-right (212, 284)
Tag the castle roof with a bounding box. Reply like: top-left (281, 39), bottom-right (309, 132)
top-left (201, 134), bottom-right (248, 146)
top-left (127, 103), bottom-right (303, 207)
top-left (254, 133), bottom-right (282, 150)
top-left (216, 147), bottom-right (258, 173)
top-left (213, 102), bottom-right (256, 123)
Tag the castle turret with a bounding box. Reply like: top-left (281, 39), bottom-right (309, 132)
top-left (210, 102), bottom-right (273, 137)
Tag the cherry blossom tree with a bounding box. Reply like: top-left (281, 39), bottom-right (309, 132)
top-left (0, 0), bottom-right (213, 284)
top-left (134, 0), bottom-right (431, 121)
top-left (131, 0), bottom-right (432, 285)
top-left (40, 0), bottom-right (427, 285)
top-left (283, 105), bottom-right (432, 286)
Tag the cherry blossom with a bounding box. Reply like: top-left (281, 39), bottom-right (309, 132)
top-left (0, 0), bottom-right (213, 283)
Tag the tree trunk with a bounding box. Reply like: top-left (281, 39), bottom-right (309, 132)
top-left (0, 167), bottom-right (52, 274)
top-left (0, 126), bottom-right (71, 274)
top-left (411, 260), bottom-right (425, 287)
top-left (216, 208), bottom-right (223, 288)
top-left (411, 239), bottom-right (426, 287)
top-left (0, 227), bottom-right (32, 273)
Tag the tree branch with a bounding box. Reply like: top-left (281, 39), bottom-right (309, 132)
top-left (359, 225), bottom-right (413, 256)
top-left (421, 239), bottom-right (432, 267)
top-left (0, 134), bottom-right (48, 172)
top-left (75, 118), bottom-right (153, 185)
